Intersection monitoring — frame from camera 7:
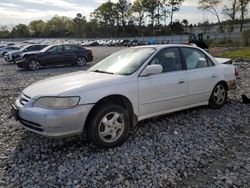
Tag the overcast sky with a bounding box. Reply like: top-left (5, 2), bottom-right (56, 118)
top-left (0, 0), bottom-right (241, 26)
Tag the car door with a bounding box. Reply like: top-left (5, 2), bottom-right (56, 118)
top-left (42, 46), bottom-right (64, 66)
top-left (138, 47), bottom-right (188, 117)
top-left (181, 47), bottom-right (219, 105)
top-left (62, 45), bottom-right (76, 63)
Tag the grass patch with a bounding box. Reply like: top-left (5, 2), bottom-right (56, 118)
top-left (215, 47), bottom-right (250, 61)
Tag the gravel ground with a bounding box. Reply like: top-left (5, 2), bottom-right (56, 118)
top-left (0, 47), bottom-right (249, 187)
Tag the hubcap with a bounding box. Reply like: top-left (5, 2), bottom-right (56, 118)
top-left (98, 112), bottom-right (125, 143)
top-left (77, 57), bottom-right (86, 66)
top-left (213, 85), bottom-right (226, 105)
top-left (29, 60), bottom-right (40, 70)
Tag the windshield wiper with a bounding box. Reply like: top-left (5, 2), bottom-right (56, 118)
top-left (92, 70), bottom-right (114, 74)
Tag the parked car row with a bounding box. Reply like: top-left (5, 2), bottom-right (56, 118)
top-left (1, 43), bottom-right (93, 70)
top-left (0, 46), bottom-right (21, 57)
top-left (17, 44), bottom-right (93, 70)
top-left (4, 44), bottom-right (47, 63)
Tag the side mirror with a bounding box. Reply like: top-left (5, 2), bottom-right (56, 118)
top-left (141, 64), bottom-right (163, 76)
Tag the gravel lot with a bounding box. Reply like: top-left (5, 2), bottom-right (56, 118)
top-left (0, 46), bottom-right (249, 187)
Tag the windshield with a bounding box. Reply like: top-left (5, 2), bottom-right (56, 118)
top-left (40, 45), bottom-right (53, 52)
top-left (20, 45), bottom-right (30, 51)
top-left (89, 47), bottom-right (155, 75)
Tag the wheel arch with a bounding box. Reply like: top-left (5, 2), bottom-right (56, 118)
top-left (84, 94), bottom-right (137, 130)
top-left (216, 80), bottom-right (229, 91)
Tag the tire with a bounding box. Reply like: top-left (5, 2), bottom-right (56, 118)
top-left (87, 104), bottom-right (130, 148)
top-left (28, 59), bottom-right (40, 71)
top-left (209, 83), bottom-right (227, 109)
top-left (13, 56), bottom-right (21, 63)
top-left (76, 56), bottom-right (87, 67)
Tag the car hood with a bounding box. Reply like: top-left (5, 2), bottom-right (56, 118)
top-left (23, 71), bottom-right (126, 99)
top-left (8, 50), bottom-right (22, 55)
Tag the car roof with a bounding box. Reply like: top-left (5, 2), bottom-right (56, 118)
top-left (132, 44), bottom-right (199, 49)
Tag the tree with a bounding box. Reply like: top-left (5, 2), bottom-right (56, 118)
top-left (72, 13), bottom-right (87, 37)
top-left (198, 0), bottom-right (224, 32)
top-left (238, 0), bottom-right (250, 32)
top-left (29, 20), bottom-right (46, 37)
top-left (142, 0), bottom-right (159, 34)
top-left (0, 26), bottom-right (10, 39)
top-left (242, 28), bottom-right (250, 45)
top-left (165, 0), bottom-right (184, 32)
top-left (11, 24), bottom-right (30, 38)
top-left (92, 1), bottom-right (118, 37)
top-left (170, 20), bottom-right (184, 34)
top-left (222, 0), bottom-right (238, 32)
top-left (132, 0), bottom-right (145, 36)
top-left (116, 0), bottom-right (131, 26)
top-left (93, 1), bottom-right (117, 27)
top-left (182, 19), bottom-right (189, 33)
top-left (44, 16), bottom-right (72, 37)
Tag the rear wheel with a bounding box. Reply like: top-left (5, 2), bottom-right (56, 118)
top-left (209, 83), bottom-right (227, 109)
top-left (28, 59), bottom-right (40, 71)
top-left (87, 104), bottom-right (130, 148)
top-left (76, 56), bottom-right (87, 67)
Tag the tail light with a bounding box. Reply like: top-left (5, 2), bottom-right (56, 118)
top-left (235, 67), bottom-right (239, 77)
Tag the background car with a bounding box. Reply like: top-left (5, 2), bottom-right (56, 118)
top-left (0, 46), bottom-right (20, 57)
top-left (17, 44), bottom-right (93, 70)
top-left (4, 44), bottom-right (47, 63)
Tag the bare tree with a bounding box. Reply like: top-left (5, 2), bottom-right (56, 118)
top-left (222, 0), bottom-right (238, 32)
top-left (164, 0), bottom-right (184, 33)
top-left (238, 0), bottom-right (250, 32)
top-left (198, 0), bottom-right (224, 32)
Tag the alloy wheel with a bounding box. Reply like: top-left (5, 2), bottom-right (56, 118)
top-left (98, 112), bottom-right (125, 143)
top-left (213, 84), bottom-right (226, 105)
top-left (77, 57), bottom-right (86, 67)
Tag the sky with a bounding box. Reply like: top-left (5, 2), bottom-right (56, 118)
top-left (0, 0), bottom-right (239, 26)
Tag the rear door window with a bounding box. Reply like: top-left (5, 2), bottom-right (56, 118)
top-left (181, 48), bottom-right (211, 70)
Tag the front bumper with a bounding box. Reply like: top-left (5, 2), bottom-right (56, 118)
top-left (13, 99), bottom-right (94, 137)
top-left (4, 55), bottom-right (12, 62)
top-left (16, 60), bottom-right (28, 68)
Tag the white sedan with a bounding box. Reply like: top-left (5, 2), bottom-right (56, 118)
top-left (11, 45), bottom-right (237, 148)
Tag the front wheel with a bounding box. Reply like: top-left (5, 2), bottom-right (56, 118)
top-left (13, 56), bottom-right (21, 63)
top-left (28, 59), bottom-right (40, 71)
top-left (209, 83), bottom-right (227, 109)
top-left (87, 104), bottom-right (130, 148)
top-left (76, 56), bottom-right (87, 67)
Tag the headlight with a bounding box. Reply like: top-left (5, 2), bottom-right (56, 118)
top-left (33, 97), bottom-right (80, 109)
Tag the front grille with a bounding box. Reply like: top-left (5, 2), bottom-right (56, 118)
top-left (20, 118), bottom-right (43, 132)
top-left (19, 93), bottom-right (31, 106)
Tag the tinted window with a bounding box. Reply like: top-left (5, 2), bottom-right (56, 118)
top-left (47, 46), bottom-right (63, 53)
top-left (64, 45), bottom-right (79, 51)
top-left (151, 48), bottom-right (183, 73)
top-left (26, 46), bottom-right (35, 51)
top-left (182, 48), bottom-right (210, 69)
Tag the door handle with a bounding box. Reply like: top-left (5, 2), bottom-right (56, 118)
top-left (178, 80), bottom-right (185, 84)
top-left (211, 74), bottom-right (217, 78)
